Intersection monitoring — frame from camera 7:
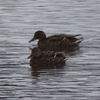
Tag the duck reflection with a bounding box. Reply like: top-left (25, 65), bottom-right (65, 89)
top-left (30, 64), bottom-right (65, 77)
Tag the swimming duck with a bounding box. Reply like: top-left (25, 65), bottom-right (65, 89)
top-left (29, 30), bottom-right (83, 48)
top-left (28, 47), bottom-right (67, 67)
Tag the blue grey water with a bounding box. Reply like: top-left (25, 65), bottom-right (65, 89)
top-left (0, 0), bottom-right (100, 100)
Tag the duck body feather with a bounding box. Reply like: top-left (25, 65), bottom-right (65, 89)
top-left (30, 56), bottom-right (65, 66)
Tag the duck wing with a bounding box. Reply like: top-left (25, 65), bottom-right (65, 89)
top-left (64, 34), bottom-right (83, 45)
top-left (42, 51), bottom-right (55, 57)
top-left (64, 34), bottom-right (82, 40)
top-left (47, 34), bottom-right (82, 41)
top-left (47, 34), bottom-right (66, 41)
top-left (43, 34), bottom-right (83, 46)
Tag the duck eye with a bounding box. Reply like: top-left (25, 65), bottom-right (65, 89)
top-left (34, 33), bottom-right (40, 39)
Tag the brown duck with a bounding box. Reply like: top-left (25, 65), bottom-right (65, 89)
top-left (28, 47), bottom-right (67, 67)
top-left (29, 30), bottom-right (83, 48)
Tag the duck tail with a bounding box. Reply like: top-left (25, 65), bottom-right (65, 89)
top-left (75, 37), bottom-right (83, 45)
top-left (64, 57), bottom-right (68, 61)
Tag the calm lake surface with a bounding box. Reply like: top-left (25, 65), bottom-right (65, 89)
top-left (0, 0), bottom-right (100, 100)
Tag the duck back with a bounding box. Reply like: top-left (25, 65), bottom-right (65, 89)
top-left (38, 34), bottom-right (83, 48)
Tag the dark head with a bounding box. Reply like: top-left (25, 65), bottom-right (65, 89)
top-left (29, 30), bottom-right (46, 43)
top-left (27, 47), bottom-right (42, 58)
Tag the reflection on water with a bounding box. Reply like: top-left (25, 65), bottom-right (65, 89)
top-left (31, 65), bottom-right (65, 77)
top-left (30, 63), bottom-right (66, 71)
top-left (0, 0), bottom-right (100, 100)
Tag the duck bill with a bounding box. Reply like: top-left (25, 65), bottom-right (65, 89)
top-left (27, 54), bottom-right (32, 59)
top-left (29, 38), bottom-right (35, 43)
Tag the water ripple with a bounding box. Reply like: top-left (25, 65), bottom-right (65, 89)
top-left (0, 0), bottom-right (100, 100)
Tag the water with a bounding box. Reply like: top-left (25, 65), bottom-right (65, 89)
top-left (0, 0), bottom-right (100, 100)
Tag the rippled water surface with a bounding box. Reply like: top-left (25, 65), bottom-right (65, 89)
top-left (0, 0), bottom-right (100, 100)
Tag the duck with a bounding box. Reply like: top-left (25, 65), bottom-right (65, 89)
top-left (28, 47), bottom-right (67, 67)
top-left (29, 30), bottom-right (83, 49)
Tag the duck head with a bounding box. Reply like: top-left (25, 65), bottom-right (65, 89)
top-left (28, 47), bottom-right (42, 58)
top-left (29, 30), bottom-right (46, 42)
